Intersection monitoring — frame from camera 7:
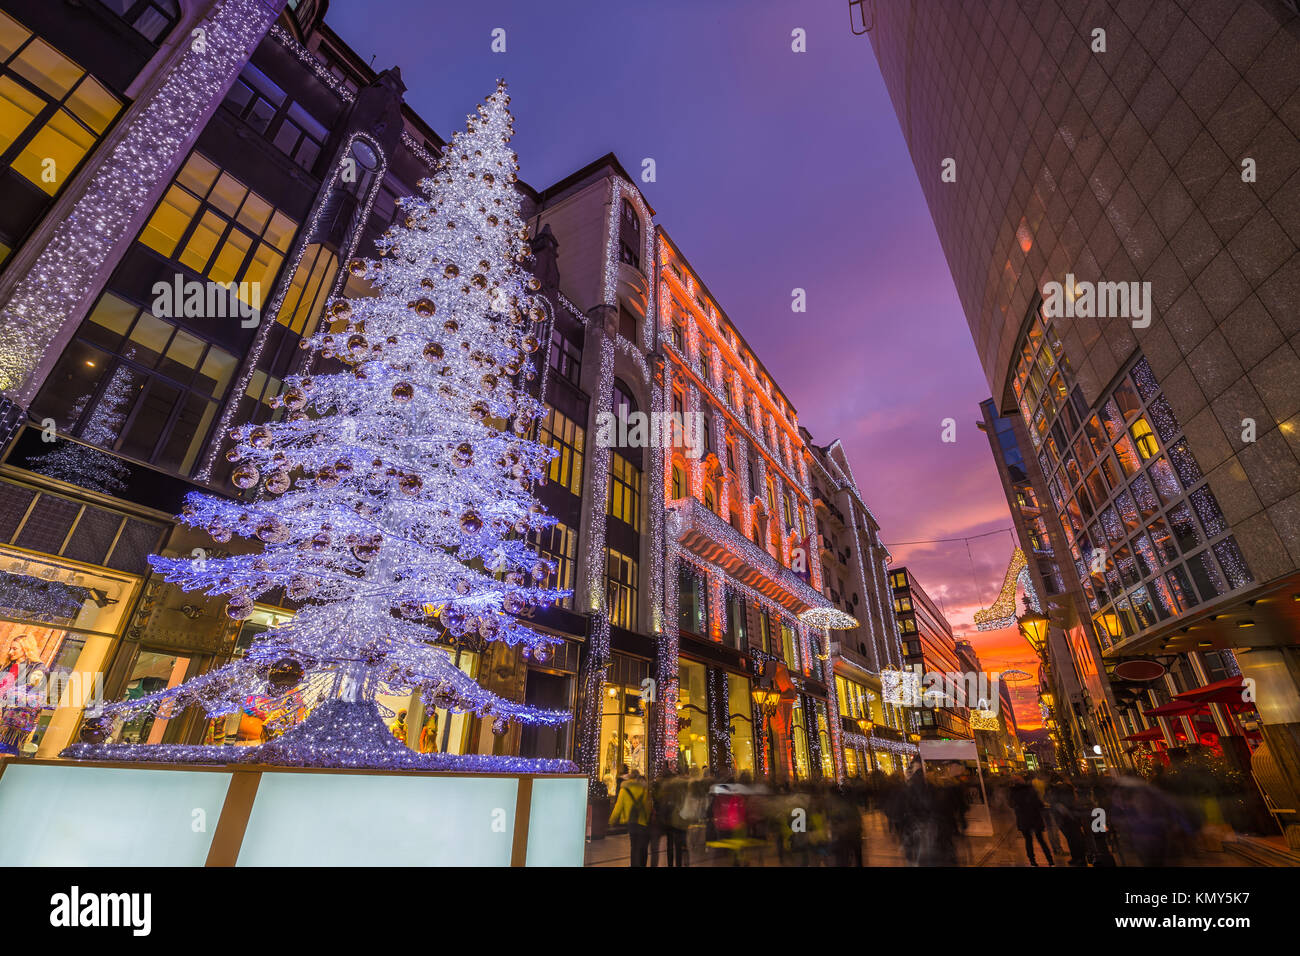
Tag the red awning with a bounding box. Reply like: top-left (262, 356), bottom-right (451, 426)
top-left (1122, 727), bottom-right (1166, 742)
top-left (1174, 677), bottom-right (1250, 707)
top-left (1143, 699), bottom-right (1204, 718)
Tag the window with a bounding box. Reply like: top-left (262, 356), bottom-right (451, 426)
top-left (618, 239), bottom-right (639, 271)
top-left (671, 464), bottom-right (685, 500)
top-left (34, 293), bottom-right (238, 477)
top-left (606, 548), bottom-right (637, 630)
top-left (677, 658), bottom-right (709, 772)
top-left (758, 608), bottom-right (772, 653)
top-left (1130, 416), bottom-right (1159, 460)
top-left (138, 152), bottom-right (297, 304)
top-left (607, 452), bottom-right (641, 528)
top-left (620, 197), bottom-right (640, 233)
top-left (548, 330), bottom-right (581, 386)
top-left (276, 243), bottom-right (337, 335)
top-left (725, 591), bottom-right (747, 649)
top-left (700, 348), bottom-right (711, 384)
top-left (539, 407), bottom-right (584, 495)
top-left (678, 563), bottom-right (708, 636)
top-left (703, 483), bottom-right (716, 514)
top-left (531, 522), bottom-right (576, 610)
top-left (617, 303), bottom-right (637, 344)
top-left (222, 64), bottom-right (327, 172)
top-left (95, 0), bottom-right (180, 43)
top-left (0, 11), bottom-right (121, 210)
top-left (783, 491), bottom-right (795, 531)
top-left (779, 621), bottom-right (800, 671)
top-left (894, 595), bottom-right (912, 613)
top-left (671, 316), bottom-right (685, 352)
top-left (700, 411), bottom-right (713, 458)
top-left (728, 674), bottom-right (755, 775)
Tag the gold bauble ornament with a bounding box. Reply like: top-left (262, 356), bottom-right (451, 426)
top-left (391, 382), bottom-right (414, 403)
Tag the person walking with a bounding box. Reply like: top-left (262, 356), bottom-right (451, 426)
top-left (609, 768), bottom-right (654, 866)
top-left (1047, 774), bottom-right (1089, 866)
top-left (1010, 774), bottom-right (1055, 866)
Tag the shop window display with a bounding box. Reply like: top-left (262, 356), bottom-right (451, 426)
top-left (727, 672), bottom-right (755, 775)
top-left (598, 679), bottom-right (647, 795)
top-left (0, 546), bottom-right (138, 756)
top-left (676, 658), bottom-right (708, 773)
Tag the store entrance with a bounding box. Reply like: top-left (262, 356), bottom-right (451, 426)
top-left (519, 669), bottom-right (570, 761)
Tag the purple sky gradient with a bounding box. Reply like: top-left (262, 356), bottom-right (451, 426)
top-left (326, 0), bottom-right (1040, 724)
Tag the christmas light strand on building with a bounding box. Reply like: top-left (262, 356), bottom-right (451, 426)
top-left (0, 0), bottom-right (282, 402)
top-left (602, 178), bottom-right (656, 348)
top-left (269, 23), bottom-right (356, 103)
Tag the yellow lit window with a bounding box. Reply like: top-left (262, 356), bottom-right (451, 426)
top-left (0, 13), bottom-right (30, 61)
top-left (138, 151), bottom-right (298, 296)
top-left (13, 106), bottom-right (93, 193)
top-left (277, 245), bottom-right (337, 334)
top-left (539, 408), bottom-right (584, 495)
top-left (1130, 417), bottom-right (1159, 460)
top-left (607, 452), bottom-right (641, 528)
top-left (0, 76), bottom-right (40, 154)
top-left (0, 14), bottom-right (121, 196)
top-left (11, 38), bottom-right (80, 99)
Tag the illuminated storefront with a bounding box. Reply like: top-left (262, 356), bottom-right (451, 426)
top-left (677, 658), bottom-right (709, 772)
top-left (596, 654), bottom-right (650, 794)
top-left (727, 672), bottom-right (755, 776)
top-left (0, 546), bottom-right (141, 757)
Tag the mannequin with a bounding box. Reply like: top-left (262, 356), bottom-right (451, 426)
top-left (0, 634), bottom-right (46, 755)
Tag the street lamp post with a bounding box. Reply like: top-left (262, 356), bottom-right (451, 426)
top-left (858, 717), bottom-right (875, 775)
top-left (752, 685), bottom-right (782, 781)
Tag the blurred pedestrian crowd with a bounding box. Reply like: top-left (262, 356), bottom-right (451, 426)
top-left (601, 755), bottom-right (1259, 867)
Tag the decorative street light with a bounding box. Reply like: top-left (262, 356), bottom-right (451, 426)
top-left (857, 716), bottom-right (875, 773)
top-left (752, 684), bottom-right (783, 780)
top-left (1017, 608), bottom-right (1050, 658)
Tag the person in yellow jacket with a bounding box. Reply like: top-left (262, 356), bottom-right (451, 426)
top-left (609, 768), bottom-right (654, 866)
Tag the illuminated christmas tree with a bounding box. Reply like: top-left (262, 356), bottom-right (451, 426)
top-left (66, 83), bottom-right (574, 771)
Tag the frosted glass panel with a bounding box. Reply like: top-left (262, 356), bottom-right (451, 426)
top-left (0, 764), bottom-right (227, 866)
top-left (236, 772), bottom-right (519, 866)
top-left (525, 776), bottom-right (587, 867)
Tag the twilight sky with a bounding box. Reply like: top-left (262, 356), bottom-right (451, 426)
top-left (326, 0), bottom-right (1043, 727)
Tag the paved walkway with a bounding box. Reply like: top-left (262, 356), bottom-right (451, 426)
top-left (585, 809), bottom-right (1259, 867)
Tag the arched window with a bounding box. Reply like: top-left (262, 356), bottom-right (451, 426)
top-left (671, 464), bottom-right (685, 500)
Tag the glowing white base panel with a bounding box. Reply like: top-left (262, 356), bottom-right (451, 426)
top-left (0, 763), bottom-right (586, 866)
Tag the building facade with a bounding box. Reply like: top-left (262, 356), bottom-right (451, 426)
top-left (805, 433), bottom-right (916, 776)
top-left (866, 0), bottom-right (1300, 838)
top-left (889, 566), bottom-right (972, 740)
top-left (0, 0), bottom-right (910, 796)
